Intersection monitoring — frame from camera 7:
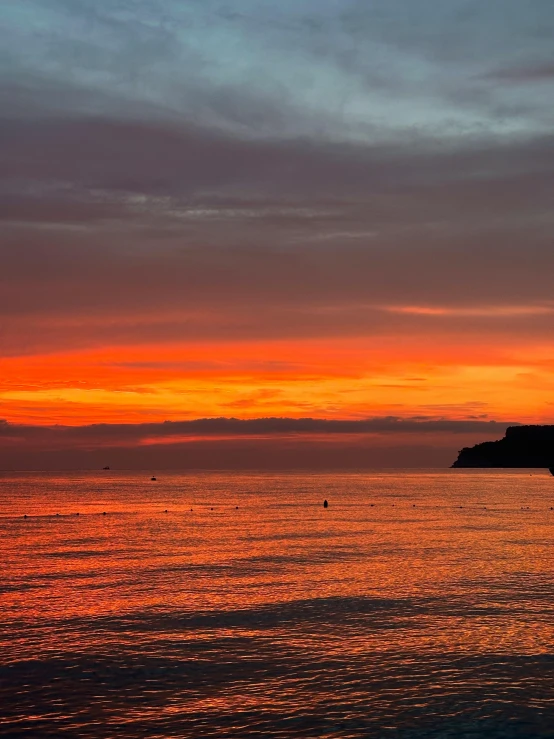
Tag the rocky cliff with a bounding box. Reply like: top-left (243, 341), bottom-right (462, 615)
top-left (452, 425), bottom-right (554, 468)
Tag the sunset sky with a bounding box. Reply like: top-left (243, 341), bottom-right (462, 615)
top-left (2, 1), bottom-right (554, 467)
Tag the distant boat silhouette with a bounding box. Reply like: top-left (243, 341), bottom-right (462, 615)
top-left (102, 466), bottom-right (110, 470)
top-left (151, 476), bottom-right (157, 481)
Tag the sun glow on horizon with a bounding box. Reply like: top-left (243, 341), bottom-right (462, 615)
top-left (1, 335), bottom-right (553, 427)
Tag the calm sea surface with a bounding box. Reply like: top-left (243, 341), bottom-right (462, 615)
top-left (2, 469), bottom-right (554, 738)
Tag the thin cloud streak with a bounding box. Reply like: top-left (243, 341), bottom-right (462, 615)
top-left (385, 305), bottom-right (554, 318)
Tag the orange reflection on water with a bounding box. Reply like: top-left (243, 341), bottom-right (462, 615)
top-left (3, 470), bottom-right (554, 736)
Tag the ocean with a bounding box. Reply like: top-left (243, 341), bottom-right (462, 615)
top-left (2, 469), bottom-right (554, 738)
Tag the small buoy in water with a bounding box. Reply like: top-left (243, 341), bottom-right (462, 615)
top-left (164, 509), bottom-right (168, 513)
top-left (323, 500), bottom-right (328, 508)
top-left (56, 513), bottom-right (60, 517)
top-left (210, 507), bottom-right (213, 511)
top-left (23, 514), bottom-right (27, 519)
top-left (236, 506), bottom-right (239, 510)
top-left (102, 511), bottom-right (106, 516)
top-left (76, 512), bottom-right (79, 516)
top-left (151, 477), bottom-right (157, 481)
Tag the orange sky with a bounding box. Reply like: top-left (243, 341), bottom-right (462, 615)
top-left (2, 333), bottom-right (553, 427)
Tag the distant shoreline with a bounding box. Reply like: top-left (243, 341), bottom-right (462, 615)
top-left (452, 425), bottom-right (554, 468)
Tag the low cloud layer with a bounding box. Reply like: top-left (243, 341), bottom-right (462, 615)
top-left (0, 417), bottom-right (511, 470)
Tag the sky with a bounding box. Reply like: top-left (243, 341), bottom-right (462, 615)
top-left (1, 0), bottom-right (554, 468)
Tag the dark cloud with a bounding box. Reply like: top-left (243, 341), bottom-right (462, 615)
top-left (2, 218), bottom-right (554, 355)
top-left (3, 114), bottom-right (554, 201)
top-left (0, 417), bottom-right (511, 469)
top-left (1, 114), bottom-right (553, 357)
top-left (0, 416), bottom-right (512, 442)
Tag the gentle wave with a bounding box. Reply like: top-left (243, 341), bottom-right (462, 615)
top-left (2, 470), bottom-right (554, 737)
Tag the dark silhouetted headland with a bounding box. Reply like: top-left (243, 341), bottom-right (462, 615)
top-left (452, 425), bottom-right (554, 468)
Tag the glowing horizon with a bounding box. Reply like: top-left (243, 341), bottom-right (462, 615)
top-left (1, 333), bottom-right (553, 427)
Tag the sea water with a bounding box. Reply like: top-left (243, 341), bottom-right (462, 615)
top-left (2, 469), bottom-right (554, 738)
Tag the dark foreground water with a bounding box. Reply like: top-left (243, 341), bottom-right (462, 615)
top-left (2, 469), bottom-right (554, 738)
